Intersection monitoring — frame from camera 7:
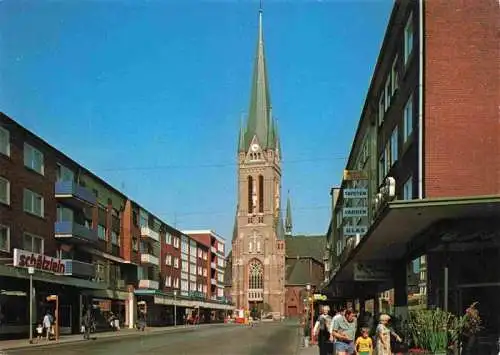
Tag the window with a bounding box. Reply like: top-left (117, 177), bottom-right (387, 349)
top-left (0, 177), bottom-right (10, 205)
top-left (174, 257), bottom-right (179, 268)
top-left (249, 240), bottom-right (253, 253)
top-left (403, 95), bottom-right (414, 142)
top-left (56, 164), bottom-right (74, 182)
top-left (181, 280), bottom-right (188, 291)
top-left (403, 175), bottom-right (413, 200)
top-left (248, 259), bottom-right (263, 290)
top-left (23, 233), bottom-right (44, 254)
top-left (174, 278), bottom-right (179, 288)
top-left (378, 151), bottom-right (386, 185)
top-left (404, 14), bottom-right (414, 64)
top-left (247, 176), bottom-right (254, 214)
top-left (390, 126), bottom-right (399, 166)
top-left (139, 210), bottom-right (148, 227)
top-left (384, 76), bottom-right (391, 111)
top-left (0, 225), bottom-right (10, 252)
top-left (391, 56), bottom-right (399, 94)
top-left (181, 261), bottom-right (188, 273)
top-left (198, 266), bottom-right (202, 275)
top-left (97, 225), bottom-right (106, 240)
top-left (165, 254), bottom-right (172, 266)
top-left (203, 251), bottom-right (207, 260)
top-left (56, 205), bottom-right (74, 222)
top-left (165, 275), bottom-right (171, 287)
top-left (111, 231), bottom-right (119, 245)
top-left (173, 237), bottom-right (179, 248)
top-left (0, 127), bottom-right (10, 156)
top-left (256, 241), bottom-right (261, 253)
top-left (258, 175), bottom-right (264, 213)
top-left (164, 232), bottom-right (171, 244)
top-left (23, 189), bottom-right (44, 217)
top-left (190, 282), bottom-right (196, 291)
top-left (203, 284), bottom-right (207, 293)
top-left (24, 143), bottom-right (44, 175)
top-left (378, 94), bottom-right (385, 125)
top-left (132, 236), bottom-right (138, 251)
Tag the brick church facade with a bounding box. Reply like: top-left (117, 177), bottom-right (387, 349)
top-left (224, 8), bottom-right (325, 317)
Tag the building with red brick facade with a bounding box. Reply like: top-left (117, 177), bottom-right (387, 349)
top-left (324, 0), bottom-right (500, 347)
top-left (0, 113), bottom-right (232, 338)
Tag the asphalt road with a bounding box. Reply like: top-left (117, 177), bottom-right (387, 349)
top-left (6, 322), bottom-right (302, 355)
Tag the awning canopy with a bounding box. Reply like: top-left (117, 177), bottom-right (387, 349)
top-left (333, 195), bottom-right (500, 282)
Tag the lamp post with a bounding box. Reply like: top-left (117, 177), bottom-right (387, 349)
top-left (28, 267), bottom-right (35, 344)
top-left (173, 290), bottom-right (177, 327)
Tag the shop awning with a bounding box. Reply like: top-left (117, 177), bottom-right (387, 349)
top-left (134, 289), bottom-right (234, 310)
top-left (0, 264), bottom-right (107, 290)
top-left (333, 195), bottom-right (500, 282)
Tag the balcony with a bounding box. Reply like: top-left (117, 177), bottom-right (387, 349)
top-left (140, 226), bottom-right (160, 242)
top-left (248, 288), bottom-right (264, 301)
top-left (138, 279), bottom-right (159, 290)
top-left (211, 278), bottom-right (217, 285)
top-left (55, 221), bottom-right (98, 244)
top-left (62, 260), bottom-right (95, 278)
top-left (55, 181), bottom-right (96, 209)
top-left (210, 246), bottom-right (217, 254)
top-left (140, 253), bottom-right (159, 266)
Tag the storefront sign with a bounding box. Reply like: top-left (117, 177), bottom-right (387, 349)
top-left (13, 248), bottom-right (66, 274)
top-left (343, 225), bottom-right (368, 236)
top-left (343, 170), bottom-right (369, 181)
top-left (353, 262), bottom-right (391, 281)
top-left (342, 207), bottom-right (368, 217)
top-left (343, 188), bottom-right (368, 199)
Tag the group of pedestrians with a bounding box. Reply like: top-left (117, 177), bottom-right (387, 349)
top-left (311, 305), bottom-right (402, 355)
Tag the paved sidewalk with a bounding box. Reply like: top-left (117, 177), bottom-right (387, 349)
top-left (0, 323), bottom-right (227, 351)
top-left (298, 344), bottom-right (318, 355)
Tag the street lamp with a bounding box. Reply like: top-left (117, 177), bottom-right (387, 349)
top-left (173, 290), bottom-right (177, 327)
top-left (28, 267), bottom-right (35, 344)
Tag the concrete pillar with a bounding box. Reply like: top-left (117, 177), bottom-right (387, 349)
top-left (126, 290), bottom-right (136, 329)
top-left (393, 260), bottom-right (408, 320)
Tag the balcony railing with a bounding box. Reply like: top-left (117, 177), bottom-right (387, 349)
top-left (138, 279), bottom-right (159, 290)
top-left (140, 226), bottom-right (160, 242)
top-left (62, 259), bottom-right (95, 278)
top-left (55, 221), bottom-right (98, 244)
top-left (248, 288), bottom-right (264, 301)
top-left (55, 181), bottom-right (96, 207)
top-left (140, 253), bottom-right (159, 266)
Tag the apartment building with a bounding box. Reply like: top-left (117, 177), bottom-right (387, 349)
top-left (183, 230), bottom-right (226, 301)
top-left (324, 0), bottom-right (499, 342)
top-left (0, 113), bottom-right (232, 337)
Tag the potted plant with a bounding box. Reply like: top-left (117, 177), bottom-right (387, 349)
top-left (407, 308), bottom-right (454, 354)
top-left (460, 302), bottom-right (482, 355)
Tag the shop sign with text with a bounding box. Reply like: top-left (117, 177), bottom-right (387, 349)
top-left (343, 225), bottom-right (368, 236)
top-left (13, 248), bottom-right (66, 274)
top-left (342, 207), bottom-right (368, 217)
top-left (343, 188), bottom-right (368, 199)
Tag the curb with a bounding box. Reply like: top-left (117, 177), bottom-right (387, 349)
top-left (1, 324), bottom-right (229, 352)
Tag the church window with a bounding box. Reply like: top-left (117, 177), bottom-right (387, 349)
top-left (248, 176), bottom-right (254, 214)
top-left (249, 240), bottom-right (254, 253)
top-left (248, 259), bottom-right (263, 289)
top-left (256, 241), bottom-right (261, 253)
top-left (258, 175), bottom-right (264, 213)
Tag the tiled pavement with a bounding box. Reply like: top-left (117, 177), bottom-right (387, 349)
top-left (0, 323), bottom-right (223, 352)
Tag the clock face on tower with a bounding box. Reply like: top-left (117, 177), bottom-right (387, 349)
top-left (251, 143), bottom-right (259, 152)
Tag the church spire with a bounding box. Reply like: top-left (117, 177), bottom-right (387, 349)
top-left (285, 191), bottom-right (293, 236)
top-left (240, 5), bottom-right (274, 152)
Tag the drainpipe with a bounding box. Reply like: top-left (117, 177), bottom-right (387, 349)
top-left (418, 0), bottom-right (424, 199)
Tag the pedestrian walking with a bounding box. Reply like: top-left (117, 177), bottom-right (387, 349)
top-left (313, 305), bottom-right (334, 355)
top-left (330, 309), bottom-right (357, 355)
top-left (375, 314), bottom-right (401, 355)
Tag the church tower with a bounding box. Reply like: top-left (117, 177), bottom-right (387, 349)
top-left (231, 6), bottom-right (286, 316)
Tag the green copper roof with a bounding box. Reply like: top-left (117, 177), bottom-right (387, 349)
top-left (239, 9), bottom-right (278, 152)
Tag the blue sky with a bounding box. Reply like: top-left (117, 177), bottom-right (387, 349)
top-left (0, 0), bottom-right (392, 242)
